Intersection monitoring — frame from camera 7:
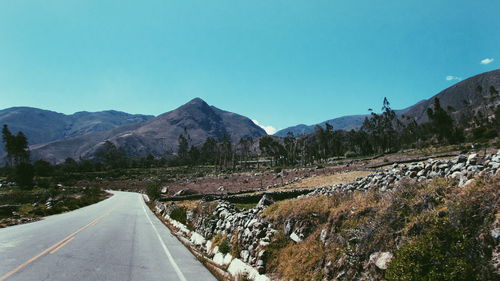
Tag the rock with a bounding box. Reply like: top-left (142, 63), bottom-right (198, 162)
top-left (492, 229), bottom-right (500, 239)
top-left (223, 253), bottom-right (233, 265)
top-left (455, 155), bottom-right (467, 163)
top-left (467, 153), bottom-right (478, 165)
top-left (451, 163), bottom-right (465, 172)
top-left (490, 162), bottom-right (500, 170)
top-left (369, 252), bottom-right (393, 270)
top-left (190, 232), bottom-right (206, 246)
top-left (240, 250), bottom-right (250, 262)
top-left (213, 252), bottom-right (225, 265)
top-left (228, 258), bottom-right (263, 280)
top-left (320, 228), bottom-right (328, 243)
top-left (284, 219), bottom-right (294, 235)
top-left (173, 189), bottom-right (186, 196)
top-left (450, 171), bottom-right (463, 179)
top-left (290, 232), bottom-right (303, 243)
top-left (256, 194), bottom-right (274, 209)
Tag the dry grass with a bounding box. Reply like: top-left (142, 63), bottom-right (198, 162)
top-left (282, 170), bottom-right (373, 190)
top-left (263, 195), bottom-right (340, 220)
top-left (175, 200), bottom-right (200, 210)
top-left (272, 230), bottom-right (326, 281)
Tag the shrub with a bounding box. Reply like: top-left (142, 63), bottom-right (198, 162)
top-left (386, 218), bottom-right (478, 281)
top-left (170, 207), bottom-right (187, 225)
top-left (146, 181), bottom-right (161, 201)
top-left (218, 237), bottom-right (231, 254)
top-left (36, 177), bottom-right (51, 189)
top-left (15, 163), bottom-right (35, 189)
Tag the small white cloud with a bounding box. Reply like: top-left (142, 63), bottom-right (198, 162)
top-left (446, 75), bottom-right (462, 81)
top-left (480, 58), bottom-right (494, 65)
top-left (252, 119), bottom-right (277, 135)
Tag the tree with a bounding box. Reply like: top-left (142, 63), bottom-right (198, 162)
top-left (188, 146), bottom-right (200, 165)
top-left (2, 125), bottom-right (33, 188)
top-left (2, 125), bottom-right (30, 167)
top-left (33, 160), bottom-right (53, 177)
top-left (219, 134), bottom-right (233, 169)
top-left (177, 129), bottom-right (191, 163)
top-left (426, 98), bottom-right (456, 143)
top-left (259, 136), bottom-right (285, 166)
top-left (201, 137), bottom-right (218, 165)
top-left (94, 141), bottom-right (126, 168)
top-left (238, 137), bottom-right (254, 168)
top-left (2, 124), bottom-right (14, 166)
top-left (283, 132), bottom-right (297, 165)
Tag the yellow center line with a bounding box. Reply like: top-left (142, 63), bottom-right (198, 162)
top-left (49, 237), bottom-right (75, 254)
top-left (0, 204), bottom-right (121, 281)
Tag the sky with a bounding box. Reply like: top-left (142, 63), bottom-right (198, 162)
top-left (0, 1), bottom-right (499, 134)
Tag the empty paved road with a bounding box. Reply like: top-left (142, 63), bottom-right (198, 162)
top-left (0, 191), bottom-right (217, 281)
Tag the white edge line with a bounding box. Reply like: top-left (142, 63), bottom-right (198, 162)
top-left (141, 198), bottom-right (188, 281)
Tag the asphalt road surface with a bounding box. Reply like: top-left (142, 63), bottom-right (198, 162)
top-left (0, 191), bottom-right (217, 281)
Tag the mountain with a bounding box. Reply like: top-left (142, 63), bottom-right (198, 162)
top-left (0, 107), bottom-right (154, 155)
top-left (274, 115), bottom-right (368, 137)
top-left (275, 69), bottom-right (500, 137)
top-left (30, 98), bottom-right (267, 163)
top-left (398, 69), bottom-right (500, 123)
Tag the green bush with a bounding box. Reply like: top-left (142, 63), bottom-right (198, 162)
top-left (218, 237), bottom-right (231, 254)
top-left (15, 163), bottom-right (35, 189)
top-left (385, 218), bottom-right (478, 281)
top-left (36, 177), bottom-right (51, 189)
top-left (146, 182), bottom-right (161, 200)
top-left (170, 207), bottom-right (187, 225)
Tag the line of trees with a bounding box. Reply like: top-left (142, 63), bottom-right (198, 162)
top-left (174, 129), bottom-right (257, 170)
top-left (253, 96), bottom-right (498, 166)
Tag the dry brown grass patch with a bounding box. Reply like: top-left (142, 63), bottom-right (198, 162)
top-left (283, 170), bottom-right (373, 190)
top-left (273, 230), bottom-right (325, 281)
top-left (175, 200), bottom-right (200, 210)
top-left (262, 195), bottom-right (340, 220)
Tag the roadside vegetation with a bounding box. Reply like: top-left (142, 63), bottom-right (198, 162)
top-left (260, 176), bottom-right (499, 281)
top-left (0, 125), bottom-right (109, 227)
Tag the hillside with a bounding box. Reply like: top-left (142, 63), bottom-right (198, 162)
top-left (0, 107), bottom-right (154, 155)
top-left (275, 69), bottom-right (500, 137)
top-left (30, 98), bottom-right (267, 163)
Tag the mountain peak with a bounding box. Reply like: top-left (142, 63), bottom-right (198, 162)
top-left (187, 97), bottom-right (208, 106)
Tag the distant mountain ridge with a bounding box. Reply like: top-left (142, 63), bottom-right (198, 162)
top-left (275, 69), bottom-right (500, 137)
top-left (29, 98), bottom-right (267, 163)
top-left (0, 107), bottom-right (154, 155)
top-left (274, 115), bottom-right (368, 137)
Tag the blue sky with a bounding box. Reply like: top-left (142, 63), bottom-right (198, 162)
top-left (0, 0), bottom-right (499, 133)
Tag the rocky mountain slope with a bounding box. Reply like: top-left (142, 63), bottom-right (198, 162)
top-left (30, 98), bottom-right (267, 163)
top-left (275, 69), bottom-right (500, 137)
top-left (0, 107), bottom-right (153, 155)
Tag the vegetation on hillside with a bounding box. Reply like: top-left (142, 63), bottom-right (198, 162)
top-left (261, 176), bottom-right (499, 280)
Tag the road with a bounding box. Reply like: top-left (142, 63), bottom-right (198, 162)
top-left (0, 191), bottom-right (217, 281)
